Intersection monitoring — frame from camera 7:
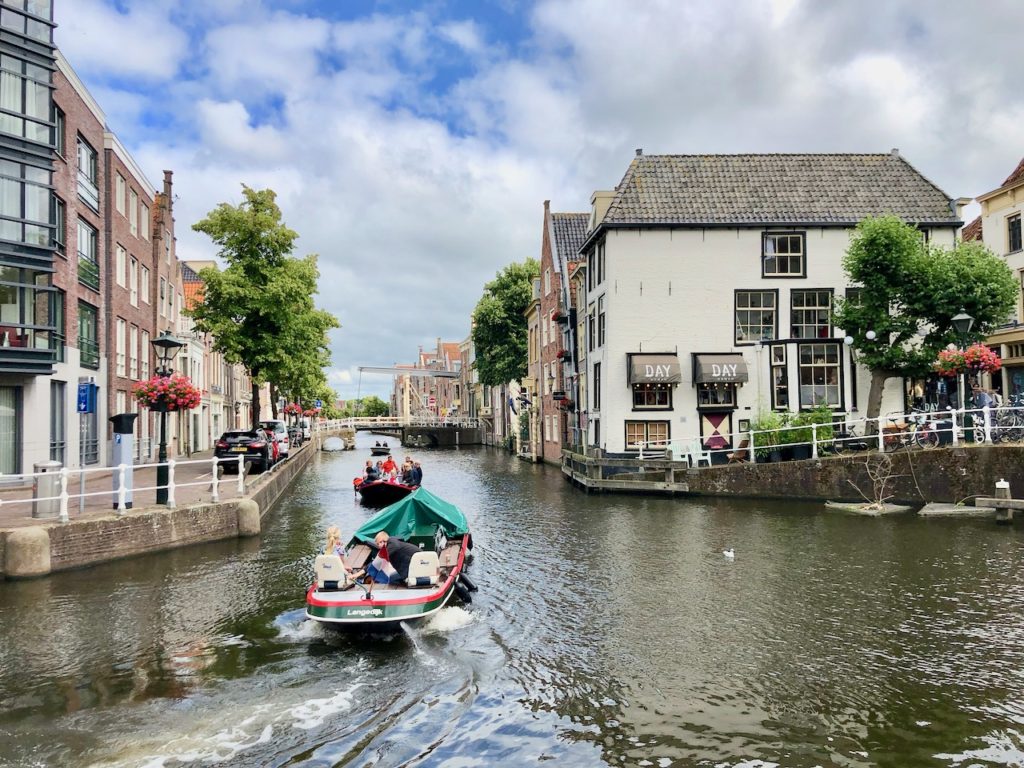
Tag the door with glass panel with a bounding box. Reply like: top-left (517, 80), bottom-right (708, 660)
top-left (0, 385), bottom-right (20, 474)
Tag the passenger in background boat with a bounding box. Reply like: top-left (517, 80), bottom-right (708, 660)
top-left (375, 440), bottom-right (381, 447)
top-left (411, 461), bottom-right (423, 486)
top-left (367, 531), bottom-right (420, 584)
top-left (364, 460), bottom-right (379, 482)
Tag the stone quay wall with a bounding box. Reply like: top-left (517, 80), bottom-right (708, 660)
top-left (1, 431), bottom-right (329, 579)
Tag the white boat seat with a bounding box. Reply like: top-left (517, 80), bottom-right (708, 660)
top-left (406, 550), bottom-right (440, 587)
top-left (315, 554), bottom-right (350, 590)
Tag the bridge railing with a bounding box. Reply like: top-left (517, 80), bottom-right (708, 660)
top-left (321, 416), bottom-right (481, 430)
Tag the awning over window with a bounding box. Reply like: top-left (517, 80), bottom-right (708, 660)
top-left (628, 353), bottom-right (681, 384)
top-left (693, 353), bottom-right (749, 384)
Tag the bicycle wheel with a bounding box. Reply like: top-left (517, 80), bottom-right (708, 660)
top-left (915, 427), bottom-right (939, 449)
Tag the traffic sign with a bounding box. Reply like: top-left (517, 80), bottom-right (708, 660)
top-left (428, 395), bottom-right (436, 407)
top-left (314, 399), bottom-right (323, 408)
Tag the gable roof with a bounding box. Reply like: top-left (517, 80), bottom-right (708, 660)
top-left (551, 212), bottom-right (589, 263)
top-left (1003, 157), bottom-right (1024, 187)
top-left (181, 263), bottom-right (202, 283)
top-left (597, 153), bottom-right (959, 231)
top-left (962, 215), bottom-right (983, 242)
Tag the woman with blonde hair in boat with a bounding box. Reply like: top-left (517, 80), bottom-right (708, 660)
top-left (325, 526), bottom-right (345, 557)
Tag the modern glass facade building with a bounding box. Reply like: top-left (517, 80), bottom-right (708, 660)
top-left (0, 0), bottom-right (55, 473)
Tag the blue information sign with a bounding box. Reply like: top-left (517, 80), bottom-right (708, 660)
top-left (314, 399), bottom-right (323, 408)
top-left (76, 383), bottom-right (97, 414)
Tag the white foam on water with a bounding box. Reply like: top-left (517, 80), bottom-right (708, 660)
top-left (423, 606), bottom-right (475, 634)
top-left (400, 622), bottom-right (436, 666)
top-left (275, 615), bottom-right (324, 642)
top-left (289, 682), bottom-right (365, 730)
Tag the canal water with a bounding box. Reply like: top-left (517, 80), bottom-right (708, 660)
top-left (3, 435), bottom-right (1024, 767)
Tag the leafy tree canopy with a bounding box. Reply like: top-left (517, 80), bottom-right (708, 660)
top-left (471, 258), bottom-right (539, 388)
top-left (188, 186), bottom-right (340, 423)
top-left (833, 215), bottom-right (1017, 425)
top-left (339, 396), bottom-right (390, 418)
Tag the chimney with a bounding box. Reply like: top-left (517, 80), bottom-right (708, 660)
top-left (890, 148), bottom-right (900, 157)
top-left (589, 190), bottom-right (615, 231)
top-left (636, 148), bottom-right (643, 156)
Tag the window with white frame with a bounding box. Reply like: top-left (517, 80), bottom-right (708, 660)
top-left (597, 241), bottom-right (605, 285)
top-left (129, 324), bottom-right (138, 379)
top-left (159, 277), bottom-right (166, 317)
top-left (115, 244), bottom-right (125, 287)
top-left (592, 362), bottom-right (601, 410)
top-left (116, 389), bottom-right (126, 418)
top-left (625, 420), bottom-right (669, 450)
top-left (165, 230), bottom-right (171, 263)
top-left (771, 345), bottom-right (788, 409)
top-left (115, 317), bottom-right (126, 376)
top-left (76, 137), bottom-right (98, 210)
top-left (115, 173), bottom-right (125, 215)
top-left (587, 309), bottom-right (595, 352)
top-left (141, 265), bottom-right (150, 303)
top-left (129, 257), bottom-right (138, 306)
top-left (544, 268), bottom-right (551, 295)
top-left (128, 188), bottom-right (138, 236)
top-left (141, 329), bottom-right (150, 379)
top-left (735, 290), bottom-right (777, 343)
top-left (791, 289), bottom-right (832, 339)
top-left (762, 232), bottom-right (805, 277)
top-left (798, 343), bottom-right (840, 407)
top-left (597, 295), bottom-right (605, 347)
top-left (1009, 213), bottom-right (1022, 254)
top-left (140, 202), bottom-right (149, 240)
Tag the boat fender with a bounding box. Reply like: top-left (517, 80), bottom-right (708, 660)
top-left (459, 573), bottom-right (479, 592)
top-left (465, 533), bottom-right (473, 550)
top-left (454, 581), bottom-right (473, 604)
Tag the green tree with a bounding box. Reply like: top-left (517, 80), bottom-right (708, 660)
top-left (471, 258), bottom-right (538, 387)
top-left (834, 216), bottom-right (1016, 429)
top-left (188, 186), bottom-right (340, 424)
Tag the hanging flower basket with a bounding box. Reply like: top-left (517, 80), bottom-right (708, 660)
top-left (934, 343), bottom-right (1001, 377)
top-left (132, 374), bottom-right (201, 412)
top-left (283, 402), bottom-right (303, 416)
top-left (559, 399), bottom-right (575, 411)
top-left (556, 349), bottom-right (571, 360)
top-left (551, 309), bottom-right (568, 323)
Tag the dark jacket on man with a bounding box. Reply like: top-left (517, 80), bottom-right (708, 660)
top-left (384, 538), bottom-right (421, 581)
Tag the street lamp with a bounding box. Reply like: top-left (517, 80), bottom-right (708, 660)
top-left (951, 311), bottom-right (975, 411)
top-left (152, 331), bottom-right (185, 505)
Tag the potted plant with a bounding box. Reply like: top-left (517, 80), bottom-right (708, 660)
top-left (132, 373), bottom-right (202, 412)
top-left (751, 410), bottom-right (785, 462)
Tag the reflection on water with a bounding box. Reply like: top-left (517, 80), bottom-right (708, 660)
top-left (2, 436), bottom-right (1024, 767)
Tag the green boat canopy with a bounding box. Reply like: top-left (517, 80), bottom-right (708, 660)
top-left (353, 487), bottom-right (469, 544)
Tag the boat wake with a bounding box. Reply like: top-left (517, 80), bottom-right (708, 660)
top-left (423, 606), bottom-right (475, 634)
top-left (274, 609), bottom-right (324, 642)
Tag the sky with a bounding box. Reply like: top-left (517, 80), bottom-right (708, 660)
top-left (55, 0), bottom-right (1024, 401)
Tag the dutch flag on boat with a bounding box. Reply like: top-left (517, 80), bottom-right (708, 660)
top-left (369, 543), bottom-right (398, 583)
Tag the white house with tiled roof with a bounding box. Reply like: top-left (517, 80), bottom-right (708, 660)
top-left (976, 157), bottom-right (1024, 398)
top-left (579, 149), bottom-right (965, 456)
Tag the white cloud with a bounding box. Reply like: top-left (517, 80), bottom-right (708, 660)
top-left (56, 0), bottom-right (187, 80)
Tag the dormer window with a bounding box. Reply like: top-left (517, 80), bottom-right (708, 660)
top-left (762, 232), bottom-right (805, 277)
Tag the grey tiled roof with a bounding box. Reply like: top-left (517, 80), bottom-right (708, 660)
top-left (551, 212), bottom-right (589, 262)
top-left (601, 153), bottom-right (959, 226)
top-left (181, 263), bottom-right (202, 282)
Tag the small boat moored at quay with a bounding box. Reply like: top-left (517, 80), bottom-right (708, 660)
top-left (306, 488), bottom-right (475, 627)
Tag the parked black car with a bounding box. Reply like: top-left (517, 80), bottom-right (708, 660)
top-left (215, 429), bottom-right (274, 473)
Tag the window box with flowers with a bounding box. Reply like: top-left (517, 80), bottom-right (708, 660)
top-left (556, 349), bottom-right (572, 363)
top-left (551, 309), bottom-right (568, 323)
top-left (132, 374), bottom-right (202, 412)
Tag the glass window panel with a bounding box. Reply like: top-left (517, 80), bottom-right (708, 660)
top-left (0, 386), bottom-right (18, 474)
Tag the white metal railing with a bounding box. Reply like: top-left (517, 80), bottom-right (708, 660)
top-left (630, 404), bottom-right (1017, 467)
top-left (322, 416), bottom-right (481, 430)
top-left (0, 451), bottom-right (285, 523)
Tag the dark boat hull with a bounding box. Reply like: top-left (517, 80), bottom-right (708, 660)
top-left (355, 480), bottom-right (416, 507)
top-left (370, 446), bottom-right (391, 456)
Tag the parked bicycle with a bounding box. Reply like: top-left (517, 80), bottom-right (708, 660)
top-left (884, 409), bottom-right (940, 450)
top-left (830, 421), bottom-right (871, 454)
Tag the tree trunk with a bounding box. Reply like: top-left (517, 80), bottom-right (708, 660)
top-left (864, 369), bottom-right (890, 435)
top-left (270, 383), bottom-right (279, 419)
top-left (251, 378), bottom-right (261, 426)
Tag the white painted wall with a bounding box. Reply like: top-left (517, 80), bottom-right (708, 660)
top-left (585, 225), bottom-right (958, 453)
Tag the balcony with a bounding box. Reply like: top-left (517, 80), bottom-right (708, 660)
top-left (78, 254), bottom-right (99, 291)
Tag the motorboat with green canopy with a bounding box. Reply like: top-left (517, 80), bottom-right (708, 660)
top-left (305, 488), bottom-right (476, 627)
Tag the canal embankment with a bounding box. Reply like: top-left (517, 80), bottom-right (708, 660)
top-left (563, 443), bottom-right (1024, 507)
top-left (0, 432), bottom-right (332, 579)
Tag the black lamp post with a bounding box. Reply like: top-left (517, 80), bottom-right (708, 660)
top-left (951, 311), bottom-right (975, 409)
top-left (152, 331), bottom-right (185, 505)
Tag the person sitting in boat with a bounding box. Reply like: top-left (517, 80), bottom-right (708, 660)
top-left (366, 531), bottom-right (421, 584)
top-left (411, 461), bottom-right (423, 486)
top-left (324, 526), bottom-right (361, 579)
top-left (363, 460), bottom-right (379, 482)
top-left (381, 455), bottom-right (397, 479)
top-left (400, 461), bottom-right (415, 485)
top-left (375, 441), bottom-right (381, 447)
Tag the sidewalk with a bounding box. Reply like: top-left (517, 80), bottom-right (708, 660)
top-left (0, 448), bottom-right (251, 531)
